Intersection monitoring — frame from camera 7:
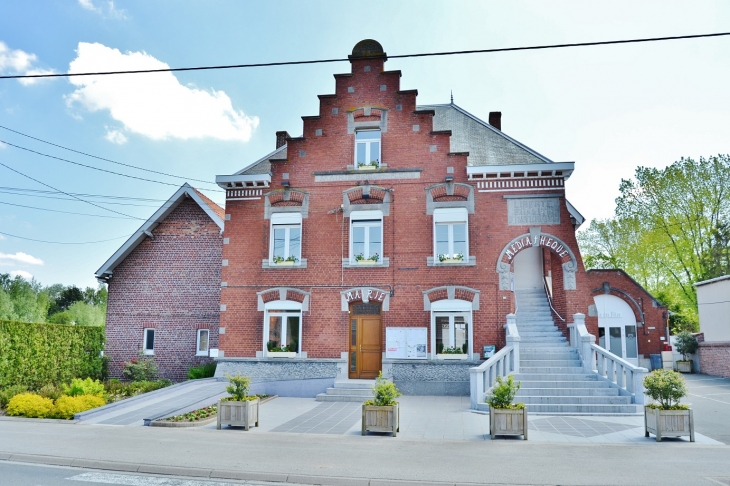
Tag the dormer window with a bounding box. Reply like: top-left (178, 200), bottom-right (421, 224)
top-left (355, 130), bottom-right (381, 168)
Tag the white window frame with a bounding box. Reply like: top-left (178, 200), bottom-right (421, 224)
top-left (196, 329), bottom-right (210, 356)
top-left (349, 210), bottom-right (383, 263)
top-left (354, 129), bottom-right (381, 167)
top-left (263, 300), bottom-right (303, 357)
top-left (430, 299), bottom-right (473, 359)
top-left (433, 207), bottom-right (469, 260)
top-left (269, 213), bottom-right (303, 265)
top-left (143, 328), bottom-right (155, 356)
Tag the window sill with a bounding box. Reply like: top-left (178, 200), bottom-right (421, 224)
top-left (196, 352), bottom-right (209, 357)
top-left (346, 163), bottom-right (388, 171)
top-left (435, 354), bottom-right (470, 360)
top-left (426, 256), bottom-right (476, 267)
top-left (144, 351), bottom-right (154, 356)
top-left (262, 258), bottom-right (308, 269)
top-left (342, 257), bottom-right (390, 268)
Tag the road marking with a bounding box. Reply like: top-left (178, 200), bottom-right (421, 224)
top-left (688, 393), bottom-right (730, 406)
top-left (68, 472), bottom-right (240, 486)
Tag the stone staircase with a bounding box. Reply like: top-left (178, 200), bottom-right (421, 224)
top-left (513, 289), bottom-right (639, 414)
top-left (315, 380), bottom-right (375, 402)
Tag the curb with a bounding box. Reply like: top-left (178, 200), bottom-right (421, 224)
top-left (0, 451), bottom-right (478, 486)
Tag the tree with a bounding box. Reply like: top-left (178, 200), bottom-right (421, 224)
top-left (67, 301), bottom-right (106, 326)
top-left (48, 286), bottom-right (84, 316)
top-left (579, 155), bottom-right (730, 333)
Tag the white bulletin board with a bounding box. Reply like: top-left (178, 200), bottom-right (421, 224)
top-left (386, 327), bottom-right (427, 359)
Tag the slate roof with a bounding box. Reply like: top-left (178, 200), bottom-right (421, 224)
top-left (418, 103), bottom-right (554, 166)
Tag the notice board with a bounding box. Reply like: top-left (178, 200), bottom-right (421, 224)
top-left (386, 327), bottom-right (427, 359)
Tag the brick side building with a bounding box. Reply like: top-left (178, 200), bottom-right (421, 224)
top-left (96, 184), bottom-right (224, 382)
top-left (695, 275), bottom-right (730, 379)
top-left (212, 40), bottom-right (668, 396)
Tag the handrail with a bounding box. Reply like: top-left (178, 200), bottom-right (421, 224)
top-left (469, 314), bottom-right (520, 409)
top-left (568, 313), bottom-right (648, 405)
top-left (543, 276), bottom-right (565, 322)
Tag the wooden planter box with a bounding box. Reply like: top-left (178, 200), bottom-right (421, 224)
top-left (490, 407), bottom-right (528, 440)
top-left (217, 398), bottom-right (259, 431)
top-left (676, 361), bottom-right (692, 373)
top-left (362, 404), bottom-right (399, 437)
top-left (644, 407), bottom-right (694, 442)
top-left (267, 352), bottom-right (296, 358)
top-left (436, 354), bottom-right (468, 360)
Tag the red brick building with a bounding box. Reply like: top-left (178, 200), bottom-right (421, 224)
top-left (213, 40), bottom-right (668, 396)
top-left (96, 184), bottom-right (224, 382)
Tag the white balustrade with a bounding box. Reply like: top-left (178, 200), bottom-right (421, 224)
top-left (568, 312), bottom-right (648, 405)
top-left (470, 314), bottom-right (520, 409)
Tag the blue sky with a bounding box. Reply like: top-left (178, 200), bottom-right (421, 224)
top-left (1, 1), bottom-right (729, 288)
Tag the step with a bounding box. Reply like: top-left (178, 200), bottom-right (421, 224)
top-left (519, 367), bottom-right (586, 374)
top-left (315, 393), bottom-right (370, 402)
top-left (513, 373), bottom-right (598, 381)
top-left (519, 337), bottom-right (566, 343)
top-left (519, 331), bottom-right (565, 338)
top-left (322, 387), bottom-right (372, 396)
top-left (518, 380), bottom-right (610, 389)
top-left (519, 395), bottom-right (632, 405)
top-left (525, 404), bottom-right (640, 414)
top-left (332, 381), bottom-right (375, 389)
top-left (520, 360), bottom-right (581, 368)
top-left (521, 352), bottom-right (578, 360)
top-left (516, 387), bottom-right (619, 397)
top-left (520, 342), bottom-right (571, 348)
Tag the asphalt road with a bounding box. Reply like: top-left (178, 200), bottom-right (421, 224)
top-left (685, 374), bottom-right (730, 444)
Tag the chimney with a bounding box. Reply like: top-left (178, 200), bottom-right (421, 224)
top-left (275, 131), bottom-right (290, 149)
top-left (488, 112), bottom-right (502, 131)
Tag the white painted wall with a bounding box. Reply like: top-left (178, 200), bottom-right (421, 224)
top-left (513, 246), bottom-right (543, 290)
top-left (696, 276), bottom-right (730, 342)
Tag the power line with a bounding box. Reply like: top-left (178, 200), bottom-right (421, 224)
top-left (0, 125), bottom-right (220, 187)
top-left (0, 200), bottom-right (137, 219)
top-left (0, 190), bottom-right (161, 207)
top-left (0, 230), bottom-right (133, 245)
top-left (1, 32), bottom-right (728, 80)
top-left (1, 139), bottom-right (183, 188)
top-left (0, 186), bottom-right (167, 202)
top-left (0, 161), bottom-right (145, 220)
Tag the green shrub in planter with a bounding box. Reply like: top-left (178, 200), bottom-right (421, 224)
top-left (643, 369), bottom-right (688, 410)
top-left (364, 371), bottom-right (401, 406)
top-left (224, 374), bottom-right (255, 401)
top-left (674, 331), bottom-right (699, 361)
top-left (486, 375), bottom-right (524, 409)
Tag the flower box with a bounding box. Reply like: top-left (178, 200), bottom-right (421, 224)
top-left (644, 407), bottom-right (695, 442)
top-left (440, 258), bottom-right (464, 264)
top-left (267, 352), bottom-right (296, 358)
top-left (273, 261), bottom-right (296, 266)
top-left (490, 407), bottom-right (528, 440)
top-left (436, 353), bottom-right (468, 360)
top-left (356, 260), bottom-right (378, 265)
top-left (676, 360), bottom-right (692, 373)
top-left (358, 165), bottom-right (378, 171)
top-left (217, 398), bottom-right (259, 431)
top-left (362, 404), bottom-right (399, 436)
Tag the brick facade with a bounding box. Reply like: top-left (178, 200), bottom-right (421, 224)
top-left (104, 198), bottom-right (222, 381)
top-left (699, 342), bottom-right (730, 379)
top-left (217, 41), bottom-right (668, 368)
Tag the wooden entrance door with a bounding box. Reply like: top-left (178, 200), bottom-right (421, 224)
top-left (349, 307), bottom-right (382, 379)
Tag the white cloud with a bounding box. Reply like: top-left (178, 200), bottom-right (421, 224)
top-left (0, 41), bottom-right (55, 85)
top-left (9, 270), bottom-right (33, 280)
top-left (65, 43), bottom-right (259, 142)
top-left (104, 127), bottom-right (128, 144)
top-left (0, 252), bottom-right (44, 265)
top-left (0, 141), bottom-right (6, 149)
top-left (78, 0), bottom-right (126, 18)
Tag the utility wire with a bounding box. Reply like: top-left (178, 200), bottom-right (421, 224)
top-left (0, 161), bottom-right (145, 220)
top-left (1, 32), bottom-right (728, 80)
top-left (0, 200), bottom-right (136, 219)
top-left (0, 186), bottom-right (167, 202)
top-left (0, 139), bottom-right (183, 188)
top-left (0, 190), bottom-right (161, 207)
top-left (0, 125), bottom-right (220, 187)
top-left (0, 230), bottom-right (133, 245)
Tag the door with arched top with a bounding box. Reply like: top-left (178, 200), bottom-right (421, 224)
top-left (594, 294), bottom-right (639, 366)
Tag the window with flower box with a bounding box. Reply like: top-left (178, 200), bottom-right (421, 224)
top-left (350, 210), bottom-right (383, 264)
top-left (355, 130), bottom-right (381, 168)
top-left (263, 300), bottom-right (302, 357)
top-left (269, 213), bottom-right (302, 266)
top-left (433, 207), bottom-right (468, 263)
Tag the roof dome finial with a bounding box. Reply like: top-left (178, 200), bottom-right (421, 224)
top-left (349, 39), bottom-right (387, 61)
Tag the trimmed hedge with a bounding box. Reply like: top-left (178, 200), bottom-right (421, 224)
top-left (0, 320), bottom-right (105, 390)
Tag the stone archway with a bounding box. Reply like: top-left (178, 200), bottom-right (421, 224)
top-left (496, 227), bottom-right (578, 291)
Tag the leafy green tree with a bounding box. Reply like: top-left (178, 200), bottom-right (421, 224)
top-left (67, 301), bottom-right (106, 326)
top-left (48, 311), bottom-right (75, 325)
top-left (0, 274), bottom-right (49, 323)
